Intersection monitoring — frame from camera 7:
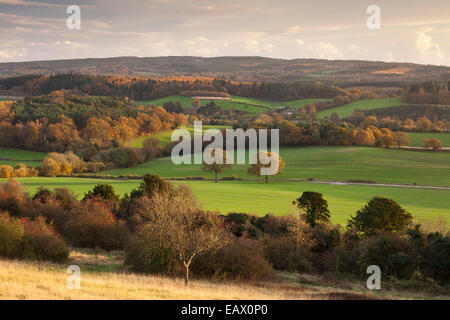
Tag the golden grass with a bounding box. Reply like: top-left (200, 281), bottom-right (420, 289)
top-left (0, 258), bottom-right (316, 300)
top-left (0, 249), bottom-right (445, 300)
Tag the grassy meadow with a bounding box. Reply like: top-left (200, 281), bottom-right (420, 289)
top-left (407, 132), bottom-right (450, 147)
top-left (127, 125), bottom-right (230, 148)
top-left (2, 249), bottom-right (426, 300)
top-left (317, 98), bottom-right (406, 119)
top-left (105, 146), bottom-right (450, 187)
top-left (136, 95), bottom-right (330, 113)
top-left (3, 177), bottom-right (449, 225)
top-left (0, 147), bottom-right (47, 167)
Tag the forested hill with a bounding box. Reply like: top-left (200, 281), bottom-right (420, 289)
top-left (1, 56), bottom-right (449, 83)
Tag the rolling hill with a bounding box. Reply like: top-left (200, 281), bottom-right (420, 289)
top-left (1, 56), bottom-right (449, 82)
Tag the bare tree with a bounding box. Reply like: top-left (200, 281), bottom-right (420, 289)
top-left (132, 191), bottom-right (228, 285)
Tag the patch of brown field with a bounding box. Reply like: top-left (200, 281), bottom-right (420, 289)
top-left (372, 68), bottom-right (413, 75)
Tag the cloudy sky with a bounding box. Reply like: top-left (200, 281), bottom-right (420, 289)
top-left (0, 0), bottom-right (449, 65)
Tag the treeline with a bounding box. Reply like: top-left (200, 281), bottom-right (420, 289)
top-left (345, 105), bottom-right (450, 129)
top-left (0, 176), bottom-right (448, 287)
top-left (0, 73), bottom-right (344, 101)
top-left (404, 81), bottom-right (450, 105)
top-left (301, 88), bottom-right (395, 118)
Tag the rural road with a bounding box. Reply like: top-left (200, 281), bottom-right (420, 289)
top-left (309, 180), bottom-right (450, 190)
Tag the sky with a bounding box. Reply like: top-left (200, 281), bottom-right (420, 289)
top-left (0, 0), bottom-right (449, 65)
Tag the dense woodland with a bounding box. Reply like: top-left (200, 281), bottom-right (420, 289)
top-left (1, 56), bottom-right (449, 82)
top-left (0, 73), bottom-right (344, 101)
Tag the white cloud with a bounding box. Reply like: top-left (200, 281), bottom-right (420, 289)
top-left (415, 30), bottom-right (446, 64)
top-left (306, 42), bottom-right (343, 59)
top-left (245, 40), bottom-right (260, 53)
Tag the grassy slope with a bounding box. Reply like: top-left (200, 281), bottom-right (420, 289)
top-left (0, 147), bottom-right (47, 167)
top-left (0, 147), bottom-right (46, 161)
top-left (128, 125), bottom-right (230, 148)
top-left (105, 146), bottom-right (450, 187)
top-left (4, 177), bottom-right (449, 224)
top-left (136, 95), bottom-right (330, 113)
top-left (317, 98), bottom-right (406, 119)
top-left (407, 132), bottom-right (450, 147)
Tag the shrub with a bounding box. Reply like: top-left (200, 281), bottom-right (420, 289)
top-left (223, 213), bottom-right (260, 238)
top-left (357, 233), bottom-right (417, 280)
top-left (86, 161), bottom-right (106, 173)
top-left (264, 236), bottom-right (314, 272)
top-left (0, 180), bottom-right (27, 216)
top-left (65, 199), bottom-right (128, 250)
top-left (21, 216), bottom-right (69, 263)
top-left (0, 212), bottom-right (24, 258)
top-left (192, 237), bottom-right (273, 281)
top-left (420, 233), bottom-right (450, 284)
top-left (0, 165), bottom-right (13, 178)
top-left (125, 226), bottom-right (180, 275)
top-left (25, 198), bottom-right (73, 233)
top-left (83, 184), bottom-right (120, 211)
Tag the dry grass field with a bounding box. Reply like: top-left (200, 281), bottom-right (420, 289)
top-left (1, 249), bottom-right (447, 300)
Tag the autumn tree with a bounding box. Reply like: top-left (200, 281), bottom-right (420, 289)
top-left (202, 148), bottom-right (233, 183)
top-left (142, 137), bottom-right (161, 160)
top-left (247, 151), bottom-right (285, 183)
top-left (392, 131), bottom-right (410, 149)
top-left (423, 138), bottom-right (442, 151)
top-left (40, 158), bottom-right (61, 177)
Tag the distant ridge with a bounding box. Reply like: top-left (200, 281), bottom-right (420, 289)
top-left (1, 56), bottom-right (449, 82)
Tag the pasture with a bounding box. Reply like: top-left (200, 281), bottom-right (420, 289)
top-left (407, 132), bottom-right (450, 147)
top-left (105, 146), bottom-right (450, 187)
top-left (127, 125), bottom-right (230, 148)
top-left (0, 147), bottom-right (47, 167)
top-left (2, 177), bottom-right (449, 225)
top-left (317, 97), bottom-right (407, 119)
top-left (136, 95), bottom-right (330, 113)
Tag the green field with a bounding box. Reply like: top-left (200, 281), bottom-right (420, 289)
top-left (317, 98), bottom-right (407, 119)
top-left (2, 177), bottom-right (448, 225)
top-left (105, 146), bottom-right (450, 187)
top-left (136, 95), bottom-right (330, 114)
top-left (128, 125), bottom-right (230, 148)
top-left (407, 132), bottom-right (450, 147)
top-left (0, 147), bottom-right (47, 167)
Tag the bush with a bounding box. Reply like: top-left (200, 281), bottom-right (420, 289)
top-left (420, 233), bottom-right (450, 284)
top-left (357, 233), bottom-right (417, 280)
top-left (0, 212), bottom-right (24, 258)
top-left (125, 226), bottom-right (180, 275)
top-left (25, 198), bottom-right (73, 233)
top-left (21, 216), bottom-right (69, 263)
top-left (264, 236), bottom-right (313, 272)
top-left (192, 237), bottom-right (273, 281)
top-left (65, 199), bottom-right (128, 250)
top-left (0, 180), bottom-right (27, 216)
